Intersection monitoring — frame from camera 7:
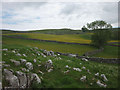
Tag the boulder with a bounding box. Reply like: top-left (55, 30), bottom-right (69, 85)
top-left (50, 51), bottom-right (54, 56)
top-left (20, 59), bottom-right (27, 64)
top-left (26, 62), bottom-right (33, 70)
top-left (4, 69), bottom-right (19, 87)
top-left (31, 73), bottom-right (41, 84)
top-left (45, 60), bottom-right (53, 69)
top-left (16, 71), bottom-right (27, 88)
top-left (10, 59), bottom-right (20, 66)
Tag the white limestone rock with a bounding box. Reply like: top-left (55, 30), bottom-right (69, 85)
top-left (101, 74), bottom-right (108, 81)
top-left (96, 80), bottom-right (107, 88)
top-left (80, 76), bottom-right (86, 82)
top-left (73, 68), bottom-right (82, 72)
top-left (26, 62), bottom-right (33, 70)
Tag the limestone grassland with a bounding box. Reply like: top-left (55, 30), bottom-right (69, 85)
top-left (2, 45), bottom-right (118, 88)
top-left (1, 30), bottom-right (119, 88)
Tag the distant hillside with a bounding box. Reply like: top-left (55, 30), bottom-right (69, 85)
top-left (1, 28), bottom-right (120, 34)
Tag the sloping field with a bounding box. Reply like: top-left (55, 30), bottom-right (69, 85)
top-left (3, 33), bottom-right (119, 44)
top-left (2, 37), bottom-right (96, 56)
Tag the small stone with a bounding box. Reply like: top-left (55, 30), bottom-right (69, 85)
top-left (96, 80), bottom-right (107, 88)
top-left (95, 72), bottom-right (99, 77)
top-left (33, 59), bottom-right (36, 63)
top-left (80, 76), bottom-right (86, 82)
top-left (73, 68), bottom-right (82, 72)
top-left (101, 74), bottom-right (108, 81)
top-left (48, 68), bottom-right (53, 72)
top-left (82, 66), bottom-right (86, 70)
top-left (10, 59), bottom-right (20, 66)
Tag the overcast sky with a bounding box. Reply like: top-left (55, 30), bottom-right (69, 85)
top-left (1, 0), bottom-right (119, 31)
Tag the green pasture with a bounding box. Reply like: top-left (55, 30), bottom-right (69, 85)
top-left (3, 32), bottom-right (119, 44)
top-left (2, 37), bottom-right (96, 56)
top-left (91, 46), bottom-right (118, 58)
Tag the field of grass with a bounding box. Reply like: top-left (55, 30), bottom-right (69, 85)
top-left (3, 32), bottom-right (119, 44)
top-left (2, 37), bottom-right (96, 56)
top-left (3, 33), bottom-right (92, 44)
top-left (2, 45), bottom-right (118, 88)
top-left (91, 46), bottom-right (119, 58)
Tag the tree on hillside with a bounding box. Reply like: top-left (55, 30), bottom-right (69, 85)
top-left (84, 20), bottom-right (112, 30)
top-left (81, 25), bottom-right (88, 32)
top-left (91, 30), bottom-right (111, 48)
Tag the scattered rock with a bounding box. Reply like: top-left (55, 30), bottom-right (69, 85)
top-left (2, 49), bottom-right (8, 51)
top-left (3, 64), bottom-right (10, 67)
top-left (95, 72), bottom-right (99, 77)
top-left (80, 76), bottom-right (86, 82)
top-left (68, 54), bottom-right (76, 57)
top-left (73, 68), bottom-right (82, 72)
top-left (12, 50), bottom-right (16, 53)
top-left (65, 65), bottom-right (71, 69)
top-left (45, 59), bottom-right (53, 70)
top-left (48, 68), bottom-right (53, 72)
top-left (96, 80), bottom-right (107, 88)
top-left (87, 69), bottom-right (91, 74)
top-left (50, 51), bottom-right (55, 56)
top-left (10, 59), bottom-right (20, 66)
top-left (21, 68), bottom-right (27, 72)
top-left (33, 59), bottom-right (36, 63)
top-left (101, 74), bottom-right (108, 81)
top-left (20, 59), bottom-right (27, 64)
top-left (82, 66), bottom-right (86, 70)
top-left (16, 53), bottom-right (21, 56)
top-left (26, 62), bottom-right (33, 70)
top-left (82, 58), bottom-right (88, 61)
top-left (23, 54), bottom-right (27, 57)
top-left (64, 70), bottom-right (70, 74)
top-left (31, 73), bottom-right (41, 84)
top-left (38, 70), bottom-right (44, 75)
top-left (90, 83), bottom-right (93, 85)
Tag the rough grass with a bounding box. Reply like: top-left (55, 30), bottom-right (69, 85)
top-left (2, 37), bottom-right (96, 56)
top-left (2, 46), bottom-right (118, 88)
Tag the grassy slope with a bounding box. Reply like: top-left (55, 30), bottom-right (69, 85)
top-left (91, 46), bottom-right (118, 58)
top-left (2, 45), bottom-right (118, 88)
top-left (2, 37), bottom-right (96, 56)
